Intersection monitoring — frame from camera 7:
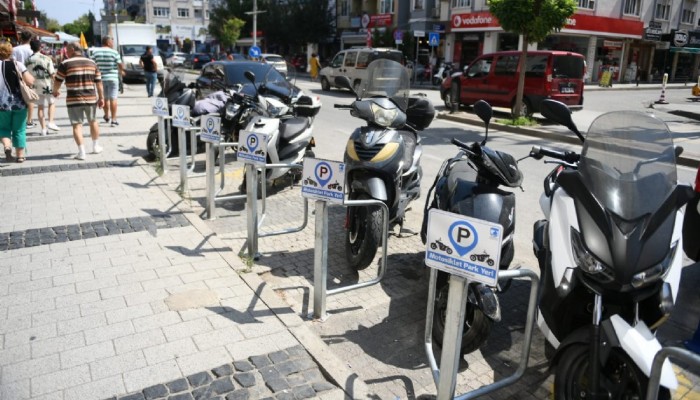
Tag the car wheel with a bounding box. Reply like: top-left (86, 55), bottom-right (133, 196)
top-left (442, 89), bottom-right (452, 109)
top-left (321, 77), bottom-right (331, 91)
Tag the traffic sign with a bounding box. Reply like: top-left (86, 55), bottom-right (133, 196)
top-left (393, 30), bottom-right (403, 41)
top-left (424, 209), bottom-right (503, 286)
top-left (237, 130), bottom-right (268, 165)
top-left (301, 158), bottom-right (345, 204)
top-left (248, 46), bottom-right (261, 58)
top-left (152, 97), bottom-right (168, 117)
top-left (414, 30), bottom-right (425, 37)
top-left (171, 105), bottom-right (190, 128)
top-left (429, 32), bottom-right (440, 47)
top-left (200, 115), bottom-right (221, 144)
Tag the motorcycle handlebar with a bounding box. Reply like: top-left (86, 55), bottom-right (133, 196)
top-left (451, 138), bottom-right (471, 150)
top-left (334, 104), bottom-right (353, 109)
top-left (530, 145), bottom-right (580, 163)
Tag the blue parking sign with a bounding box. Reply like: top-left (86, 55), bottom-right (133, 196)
top-left (429, 32), bottom-right (440, 47)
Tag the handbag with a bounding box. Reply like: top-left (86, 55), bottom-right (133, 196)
top-left (12, 60), bottom-right (39, 104)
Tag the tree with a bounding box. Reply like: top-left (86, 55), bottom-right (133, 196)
top-left (37, 11), bottom-right (61, 32)
top-left (217, 18), bottom-right (245, 50)
top-left (62, 13), bottom-right (91, 37)
top-left (489, 0), bottom-right (576, 116)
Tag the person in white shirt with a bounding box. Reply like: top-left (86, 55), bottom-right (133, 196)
top-left (12, 32), bottom-right (35, 128)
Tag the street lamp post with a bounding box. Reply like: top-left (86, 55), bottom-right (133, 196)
top-left (245, 0), bottom-right (266, 48)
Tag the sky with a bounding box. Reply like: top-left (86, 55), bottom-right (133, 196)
top-left (35, 0), bottom-right (104, 25)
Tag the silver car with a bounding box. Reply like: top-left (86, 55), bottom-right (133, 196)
top-left (261, 53), bottom-right (287, 75)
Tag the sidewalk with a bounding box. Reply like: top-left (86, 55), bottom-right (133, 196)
top-left (0, 85), bottom-right (358, 400)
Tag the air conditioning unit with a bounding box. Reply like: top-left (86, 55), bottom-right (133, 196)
top-left (432, 7), bottom-right (440, 19)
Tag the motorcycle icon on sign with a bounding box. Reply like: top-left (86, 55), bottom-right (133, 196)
top-left (327, 181), bottom-right (343, 191)
top-left (239, 146), bottom-right (249, 153)
top-left (254, 149), bottom-right (266, 155)
top-left (430, 238), bottom-right (453, 255)
top-left (470, 251), bottom-right (494, 266)
top-left (303, 177), bottom-right (318, 187)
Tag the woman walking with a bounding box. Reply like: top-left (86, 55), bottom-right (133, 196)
top-left (309, 53), bottom-right (320, 82)
top-left (0, 41), bottom-right (34, 163)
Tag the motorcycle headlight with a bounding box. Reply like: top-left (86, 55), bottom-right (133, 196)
top-left (370, 103), bottom-right (399, 127)
top-left (225, 103), bottom-right (239, 119)
top-left (631, 241), bottom-right (678, 288)
top-left (571, 228), bottom-right (614, 283)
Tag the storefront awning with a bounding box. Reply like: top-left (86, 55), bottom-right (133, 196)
top-left (15, 20), bottom-right (57, 39)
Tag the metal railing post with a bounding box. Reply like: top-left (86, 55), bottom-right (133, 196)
top-left (313, 200), bottom-right (328, 320)
top-left (646, 347), bottom-right (700, 400)
top-left (205, 142), bottom-right (216, 219)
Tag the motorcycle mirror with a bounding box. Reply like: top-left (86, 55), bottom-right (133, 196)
top-left (244, 71), bottom-right (256, 84)
top-left (540, 99), bottom-right (585, 143)
top-left (473, 100), bottom-right (492, 144)
top-left (675, 146), bottom-right (684, 160)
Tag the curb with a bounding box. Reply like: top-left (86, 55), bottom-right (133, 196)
top-left (135, 158), bottom-right (368, 400)
top-left (437, 112), bottom-right (700, 170)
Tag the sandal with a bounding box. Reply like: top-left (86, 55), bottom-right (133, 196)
top-left (16, 157), bottom-right (25, 163)
top-left (4, 147), bottom-right (12, 161)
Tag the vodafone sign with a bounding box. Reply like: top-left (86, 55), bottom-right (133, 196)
top-left (451, 12), bottom-right (501, 31)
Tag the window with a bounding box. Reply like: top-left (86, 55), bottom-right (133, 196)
top-left (494, 55), bottom-right (519, 76)
top-left (623, 0), bottom-right (640, 16)
top-left (344, 51), bottom-right (358, 67)
top-left (466, 58), bottom-right (492, 78)
top-left (340, 0), bottom-right (349, 17)
top-left (525, 55), bottom-right (548, 78)
top-left (451, 0), bottom-right (471, 7)
top-left (682, 1), bottom-right (697, 24)
top-left (177, 8), bottom-right (189, 18)
top-left (153, 7), bottom-right (169, 17)
top-left (379, 0), bottom-right (394, 13)
top-left (413, 0), bottom-right (424, 10)
top-left (205, 10), bottom-right (209, 19)
top-left (194, 8), bottom-right (203, 19)
top-left (655, 0), bottom-right (671, 20)
top-left (577, 0), bottom-right (594, 9)
top-left (330, 52), bottom-right (345, 68)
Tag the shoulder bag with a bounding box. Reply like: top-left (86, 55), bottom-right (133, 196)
top-left (12, 60), bottom-right (39, 104)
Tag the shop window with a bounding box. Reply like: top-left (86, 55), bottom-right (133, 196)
top-left (413, 0), bottom-right (424, 10)
top-left (681, 2), bottom-right (696, 25)
top-left (577, 0), bottom-right (594, 10)
top-left (623, 0), bottom-right (640, 16)
top-left (494, 55), bottom-right (519, 76)
top-left (452, 0), bottom-right (471, 7)
top-left (655, 0), bottom-right (671, 20)
top-left (379, 0), bottom-right (394, 13)
top-left (340, 0), bottom-right (349, 17)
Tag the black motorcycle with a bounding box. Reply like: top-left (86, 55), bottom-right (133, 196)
top-left (420, 100), bottom-right (523, 356)
top-left (334, 59), bottom-right (435, 271)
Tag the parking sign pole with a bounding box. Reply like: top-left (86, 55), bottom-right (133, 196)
top-left (178, 127), bottom-right (187, 192)
top-left (245, 164), bottom-right (260, 260)
top-left (157, 116), bottom-right (167, 174)
top-left (205, 142), bottom-right (216, 219)
top-left (437, 275), bottom-right (469, 400)
top-left (312, 199), bottom-right (328, 320)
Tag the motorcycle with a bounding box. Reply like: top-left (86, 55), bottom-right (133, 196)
top-left (430, 239), bottom-right (453, 255)
top-left (432, 62), bottom-right (453, 86)
top-left (334, 59), bottom-right (436, 270)
top-left (420, 100), bottom-right (523, 356)
top-left (532, 99), bottom-right (694, 399)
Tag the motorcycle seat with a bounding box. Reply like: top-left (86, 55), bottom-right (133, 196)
top-left (279, 117), bottom-right (310, 141)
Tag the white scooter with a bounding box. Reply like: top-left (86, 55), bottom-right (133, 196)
top-left (530, 99), bottom-right (694, 399)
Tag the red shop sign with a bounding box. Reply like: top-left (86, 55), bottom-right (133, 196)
top-left (451, 12), bottom-right (501, 31)
top-left (369, 14), bottom-right (392, 28)
top-left (563, 14), bottom-right (643, 38)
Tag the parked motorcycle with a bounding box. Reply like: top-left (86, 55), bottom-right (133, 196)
top-left (334, 59), bottom-right (436, 270)
top-left (432, 62), bottom-right (453, 86)
top-left (420, 100), bottom-right (523, 356)
top-left (532, 99), bottom-right (694, 399)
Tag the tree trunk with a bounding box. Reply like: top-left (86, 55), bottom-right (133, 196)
top-left (514, 34), bottom-right (529, 117)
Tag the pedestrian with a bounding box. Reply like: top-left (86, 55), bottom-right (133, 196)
top-left (53, 42), bottom-right (104, 160)
top-left (58, 41), bottom-right (69, 63)
top-left (309, 53), bottom-right (320, 82)
top-left (25, 39), bottom-right (59, 136)
top-left (0, 41), bottom-right (34, 163)
top-left (139, 46), bottom-right (158, 97)
top-left (226, 51), bottom-right (234, 61)
top-left (90, 35), bottom-right (124, 126)
top-left (12, 31), bottom-right (34, 128)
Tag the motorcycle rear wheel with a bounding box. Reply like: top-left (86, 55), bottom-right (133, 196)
top-left (433, 280), bottom-right (492, 356)
top-left (554, 344), bottom-right (670, 400)
top-left (345, 194), bottom-right (382, 271)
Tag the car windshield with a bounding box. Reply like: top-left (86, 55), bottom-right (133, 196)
top-left (264, 55), bottom-right (284, 63)
top-left (579, 111), bottom-right (677, 220)
top-left (122, 45), bottom-right (159, 56)
top-left (357, 59), bottom-right (410, 111)
top-left (224, 63), bottom-right (288, 86)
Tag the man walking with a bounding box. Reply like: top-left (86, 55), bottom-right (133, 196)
top-left (90, 36), bottom-right (124, 126)
top-left (13, 31), bottom-right (35, 128)
top-left (25, 39), bottom-right (60, 136)
top-left (139, 46), bottom-right (157, 97)
top-left (53, 42), bottom-right (104, 160)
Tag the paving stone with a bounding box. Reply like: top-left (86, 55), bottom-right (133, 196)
top-left (232, 360), bottom-right (254, 372)
top-left (312, 381), bottom-right (336, 392)
top-left (187, 371), bottom-right (212, 388)
top-left (249, 354), bottom-right (271, 368)
top-left (191, 386), bottom-right (213, 400)
top-left (274, 360), bottom-right (301, 376)
top-left (259, 366), bottom-right (283, 382)
top-left (167, 394), bottom-right (194, 400)
top-left (166, 378), bottom-right (190, 393)
top-left (291, 385), bottom-right (316, 399)
top-left (265, 378), bottom-right (290, 393)
top-left (232, 372), bottom-right (255, 388)
top-left (143, 384), bottom-right (169, 400)
top-left (273, 391), bottom-right (294, 400)
top-left (268, 350), bottom-right (289, 363)
top-left (285, 373), bottom-right (305, 387)
top-left (225, 390), bottom-right (250, 400)
top-left (119, 393), bottom-right (146, 400)
top-left (212, 364), bottom-right (234, 378)
top-left (209, 377), bottom-right (235, 395)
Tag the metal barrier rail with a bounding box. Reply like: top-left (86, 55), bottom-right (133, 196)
top-left (157, 116), bottom-right (173, 174)
top-left (205, 142), bottom-right (246, 219)
top-left (177, 125), bottom-right (203, 192)
top-left (313, 198), bottom-right (390, 320)
top-left (646, 347), bottom-right (700, 400)
top-left (424, 268), bottom-right (539, 399)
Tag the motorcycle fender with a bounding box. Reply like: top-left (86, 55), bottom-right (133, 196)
top-left (609, 314), bottom-right (678, 390)
top-left (351, 177), bottom-right (388, 201)
top-left (472, 283), bottom-right (501, 322)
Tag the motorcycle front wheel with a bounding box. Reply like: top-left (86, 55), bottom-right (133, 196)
top-left (146, 123), bottom-right (175, 161)
top-left (554, 344), bottom-right (670, 400)
top-left (433, 280), bottom-right (492, 356)
top-left (345, 194), bottom-right (382, 271)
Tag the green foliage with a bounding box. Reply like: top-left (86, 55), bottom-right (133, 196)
top-left (183, 38), bottom-right (193, 53)
top-left (62, 13), bottom-right (91, 37)
top-left (496, 116), bottom-right (538, 126)
top-left (489, 0), bottom-right (576, 44)
top-left (37, 11), bottom-right (61, 32)
top-left (370, 29), bottom-right (394, 48)
top-left (218, 17), bottom-right (245, 49)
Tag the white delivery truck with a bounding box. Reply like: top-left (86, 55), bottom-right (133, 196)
top-left (107, 22), bottom-right (164, 82)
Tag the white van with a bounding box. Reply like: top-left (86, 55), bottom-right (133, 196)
top-left (319, 47), bottom-right (403, 92)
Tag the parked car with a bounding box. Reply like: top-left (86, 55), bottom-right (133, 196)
top-left (165, 51), bottom-right (186, 67)
top-left (683, 164), bottom-right (700, 261)
top-left (260, 53), bottom-right (288, 75)
top-left (194, 60), bottom-right (301, 99)
top-left (291, 54), bottom-right (307, 71)
top-left (440, 50), bottom-right (585, 115)
top-left (183, 53), bottom-right (212, 70)
top-left (319, 47), bottom-right (403, 93)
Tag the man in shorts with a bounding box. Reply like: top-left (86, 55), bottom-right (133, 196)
top-left (90, 35), bottom-right (124, 126)
top-left (25, 39), bottom-right (60, 136)
top-left (53, 42), bottom-right (104, 160)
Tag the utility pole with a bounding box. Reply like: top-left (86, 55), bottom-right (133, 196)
top-left (245, 0), bottom-right (266, 48)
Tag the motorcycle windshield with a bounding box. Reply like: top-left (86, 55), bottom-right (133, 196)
top-left (580, 111), bottom-right (677, 220)
top-left (358, 59), bottom-right (410, 111)
top-left (261, 64), bottom-right (295, 99)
